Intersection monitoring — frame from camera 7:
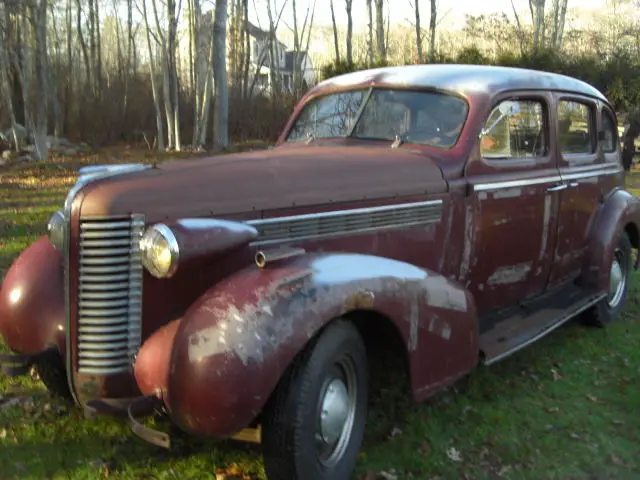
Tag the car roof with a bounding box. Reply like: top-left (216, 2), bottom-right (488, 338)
top-left (310, 64), bottom-right (608, 103)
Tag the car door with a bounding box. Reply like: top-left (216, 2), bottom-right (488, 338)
top-left (463, 92), bottom-right (561, 316)
top-left (547, 95), bottom-right (604, 287)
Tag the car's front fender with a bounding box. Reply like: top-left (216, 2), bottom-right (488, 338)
top-left (133, 252), bottom-right (479, 438)
top-left (0, 236), bottom-right (66, 356)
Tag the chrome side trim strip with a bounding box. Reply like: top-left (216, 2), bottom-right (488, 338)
top-left (474, 175), bottom-right (561, 192)
top-left (247, 200), bottom-right (444, 246)
top-left (247, 200), bottom-right (443, 226)
top-left (473, 166), bottom-right (622, 192)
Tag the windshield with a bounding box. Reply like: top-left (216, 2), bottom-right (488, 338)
top-left (286, 87), bottom-right (469, 148)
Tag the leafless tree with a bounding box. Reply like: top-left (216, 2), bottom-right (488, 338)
top-left (213, 0), bottom-right (229, 150)
top-left (345, 0), bottom-right (353, 66)
top-left (428, 0), bottom-right (436, 61)
top-left (329, 0), bottom-right (340, 63)
top-left (374, 0), bottom-right (386, 62)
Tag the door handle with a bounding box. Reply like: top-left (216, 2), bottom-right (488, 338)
top-left (546, 183), bottom-right (569, 192)
top-left (567, 181), bottom-right (579, 188)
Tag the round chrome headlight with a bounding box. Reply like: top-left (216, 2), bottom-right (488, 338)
top-left (139, 224), bottom-right (179, 279)
top-left (47, 210), bottom-right (65, 250)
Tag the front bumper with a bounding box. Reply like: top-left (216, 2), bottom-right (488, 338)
top-left (85, 394), bottom-right (263, 449)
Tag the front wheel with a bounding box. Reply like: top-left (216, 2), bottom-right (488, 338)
top-left (582, 232), bottom-right (633, 327)
top-left (262, 320), bottom-right (369, 480)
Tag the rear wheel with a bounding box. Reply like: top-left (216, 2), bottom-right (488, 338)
top-left (262, 320), bottom-right (369, 480)
top-left (582, 232), bottom-right (632, 327)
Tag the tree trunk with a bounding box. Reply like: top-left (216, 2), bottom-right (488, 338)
top-left (428, 0), bottom-right (437, 62)
top-left (345, 0), bottom-right (353, 66)
top-left (76, 0), bottom-right (91, 89)
top-left (414, 0), bottom-right (423, 63)
top-left (32, 0), bottom-right (49, 160)
top-left (366, 0), bottom-right (373, 66)
top-left (213, 0), bottom-right (229, 150)
top-left (329, 0), bottom-right (340, 63)
top-left (142, 0), bottom-right (165, 151)
top-left (374, 0), bottom-right (385, 62)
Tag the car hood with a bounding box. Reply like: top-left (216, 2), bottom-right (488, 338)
top-left (78, 145), bottom-right (448, 221)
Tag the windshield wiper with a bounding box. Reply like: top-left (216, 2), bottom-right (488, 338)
top-left (305, 132), bottom-right (314, 145)
top-left (391, 134), bottom-right (405, 148)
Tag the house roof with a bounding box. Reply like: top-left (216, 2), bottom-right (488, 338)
top-left (246, 21), bottom-right (269, 40)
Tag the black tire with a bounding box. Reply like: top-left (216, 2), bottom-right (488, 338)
top-left (262, 320), bottom-right (369, 480)
top-left (582, 232), bottom-right (633, 327)
top-left (34, 349), bottom-right (72, 400)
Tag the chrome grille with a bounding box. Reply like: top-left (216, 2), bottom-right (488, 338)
top-left (77, 215), bottom-right (145, 375)
top-left (248, 200), bottom-right (443, 246)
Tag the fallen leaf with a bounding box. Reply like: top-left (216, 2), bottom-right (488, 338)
top-left (586, 394), bottom-right (604, 404)
top-left (418, 442), bottom-right (431, 455)
top-left (551, 368), bottom-right (563, 381)
top-left (378, 470), bottom-right (398, 480)
top-left (446, 447), bottom-right (462, 462)
top-left (612, 419), bottom-right (624, 426)
top-left (497, 465), bottom-right (513, 476)
top-left (0, 429), bottom-right (6, 440)
top-left (360, 471), bottom-right (377, 480)
top-left (389, 427), bottom-right (402, 439)
top-left (545, 406), bottom-right (559, 413)
top-left (611, 454), bottom-right (625, 466)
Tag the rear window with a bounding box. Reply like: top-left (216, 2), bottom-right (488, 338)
top-left (558, 100), bottom-right (595, 154)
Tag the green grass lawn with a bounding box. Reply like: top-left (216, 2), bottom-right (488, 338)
top-left (1, 153), bottom-right (639, 480)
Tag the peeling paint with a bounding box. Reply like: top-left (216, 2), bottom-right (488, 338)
top-left (424, 275), bottom-right (468, 312)
top-left (408, 295), bottom-right (419, 351)
top-left (493, 187), bottom-right (522, 199)
top-left (539, 195), bottom-right (551, 261)
top-left (487, 262), bottom-right (532, 285)
top-left (460, 203), bottom-right (474, 279)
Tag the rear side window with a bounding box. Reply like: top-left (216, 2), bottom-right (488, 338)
top-left (602, 109), bottom-right (618, 153)
top-left (480, 99), bottom-right (547, 159)
top-left (558, 100), bottom-right (595, 154)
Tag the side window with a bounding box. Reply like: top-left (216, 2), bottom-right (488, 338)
top-left (602, 109), bottom-right (618, 153)
top-left (557, 100), bottom-right (595, 154)
top-left (480, 100), bottom-right (546, 159)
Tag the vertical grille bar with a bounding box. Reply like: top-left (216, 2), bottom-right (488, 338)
top-left (77, 214), bottom-right (144, 375)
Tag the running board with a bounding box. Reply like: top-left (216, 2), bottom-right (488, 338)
top-left (480, 292), bottom-right (606, 366)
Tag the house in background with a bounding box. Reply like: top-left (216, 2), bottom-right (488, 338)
top-left (177, 16), bottom-right (317, 96)
top-left (235, 21), bottom-right (316, 95)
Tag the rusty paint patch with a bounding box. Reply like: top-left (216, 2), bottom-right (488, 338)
top-left (408, 295), bottom-right (419, 351)
top-left (427, 315), bottom-right (452, 341)
top-left (424, 275), bottom-right (468, 312)
top-left (493, 187), bottom-right (522, 199)
top-left (539, 195), bottom-right (552, 261)
top-left (487, 262), bottom-right (532, 285)
top-left (459, 202), bottom-right (474, 279)
top-left (342, 290), bottom-right (376, 312)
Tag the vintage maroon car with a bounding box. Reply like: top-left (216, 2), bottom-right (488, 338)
top-left (1, 65), bottom-right (639, 479)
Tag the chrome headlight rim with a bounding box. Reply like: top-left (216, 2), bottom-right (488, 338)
top-left (47, 210), bottom-right (65, 251)
top-left (139, 223), bottom-right (180, 279)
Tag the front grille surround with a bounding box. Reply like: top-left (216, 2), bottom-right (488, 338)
top-left (76, 214), bottom-right (145, 375)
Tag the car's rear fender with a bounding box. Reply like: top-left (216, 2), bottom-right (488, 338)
top-left (133, 251), bottom-right (479, 438)
top-left (583, 188), bottom-right (640, 290)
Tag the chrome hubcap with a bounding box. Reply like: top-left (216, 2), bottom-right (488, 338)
top-left (608, 249), bottom-right (626, 308)
top-left (319, 379), bottom-right (349, 445)
top-left (316, 357), bottom-right (358, 467)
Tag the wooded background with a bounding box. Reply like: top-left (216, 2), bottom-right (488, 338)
top-left (1, 0), bottom-right (640, 160)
